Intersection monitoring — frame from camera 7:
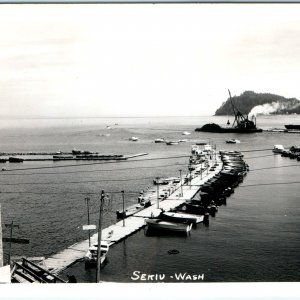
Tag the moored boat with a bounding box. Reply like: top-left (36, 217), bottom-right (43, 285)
top-left (285, 124), bottom-right (300, 130)
top-left (84, 241), bottom-right (110, 267)
top-left (166, 141), bottom-right (179, 145)
top-left (145, 218), bottom-right (192, 233)
top-left (159, 211), bottom-right (204, 224)
top-left (272, 145), bottom-right (285, 154)
top-left (154, 138), bottom-right (165, 143)
top-left (8, 157), bottom-right (24, 163)
top-left (226, 139), bottom-right (240, 144)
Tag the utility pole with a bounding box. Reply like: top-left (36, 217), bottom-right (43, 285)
top-left (215, 144), bottom-right (217, 161)
top-left (85, 197), bottom-right (91, 247)
top-left (96, 190), bottom-right (105, 283)
top-left (200, 162), bottom-right (202, 180)
top-left (179, 169), bottom-right (183, 197)
top-left (156, 177), bottom-right (160, 209)
top-left (189, 166), bottom-right (192, 188)
top-left (5, 221), bottom-right (19, 265)
top-left (0, 204), bottom-right (3, 267)
top-left (122, 190), bottom-right (125, 227)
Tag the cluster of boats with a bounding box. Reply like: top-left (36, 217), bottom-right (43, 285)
top-left (145, 150), bottom-right (248, 235)
top-left (83, 146), bottom-right (249, 266)
top-left (273, 145), bottom-right (300, 160)
top-left (180, 151), bottom-right (247, 215)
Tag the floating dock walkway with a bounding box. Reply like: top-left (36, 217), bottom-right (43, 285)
top-left (44, 157), bottom-right (223, 274)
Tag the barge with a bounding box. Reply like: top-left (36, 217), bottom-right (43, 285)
top-left (195, 90), bottom-right (262, 133)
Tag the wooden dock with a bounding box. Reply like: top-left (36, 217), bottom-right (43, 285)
top-left (44, 157), bottom-right (223, 274)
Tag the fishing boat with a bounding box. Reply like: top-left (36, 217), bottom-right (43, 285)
top-left (154, 138), bottom-right (165, 143)
top-left (8, 157), bottom-right (24, 163)
top-left (166, 141), bottom-right (179, 145)
top-left (182, 131), bottom-right (191, 135)
top-left (84, 241), bottom-right (110, 267)
top-left (285, 125), bottom-right (300, 130)
top-left (272, 145), bottom-right (285, 154)
top-left (226, 139), bottom-right (240, 144)
top-left (153, 177), bottom-right (180, 185)
top-left (145, 219), bottom-right (192, 233)
top-left (160, 211), bottom-right (204, 224)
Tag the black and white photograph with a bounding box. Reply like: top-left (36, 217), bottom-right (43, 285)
top-left (0, 3), bottom-right (299, 295)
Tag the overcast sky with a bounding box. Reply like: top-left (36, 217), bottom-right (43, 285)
top-left (1, 4), bottom-right (300, 118)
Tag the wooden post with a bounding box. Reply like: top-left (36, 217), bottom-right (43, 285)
top-left (85, 197), bottom-right (91, 247)
top-left (0, 204), bottom-right (3, 267)
top-left (179, 170), bottom-right (183, 197)
top-left (122, 191), bottom-right (125, 227)
top-left (156, 178), bottom-right (159, 209)
top-left (200, 162), bottom-right (202, 180)
top-left (96, 191), bottom-right (105, 283)
top-left (5, 221), bottom-right (19, 265)
top-left (215, 144), bottom-right (217, 161)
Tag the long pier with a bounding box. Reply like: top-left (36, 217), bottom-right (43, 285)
top-left (44, 157), bottom-right (223, 274)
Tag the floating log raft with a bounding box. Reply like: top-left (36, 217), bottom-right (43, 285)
top-left (0, 152), bottom-right (148, 162)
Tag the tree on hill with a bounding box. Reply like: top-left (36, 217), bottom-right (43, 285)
top-left (214, 91), bottom-right (300, 115)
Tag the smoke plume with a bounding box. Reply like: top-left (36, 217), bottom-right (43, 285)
top-left (249, 102), bottom-right (281, 117)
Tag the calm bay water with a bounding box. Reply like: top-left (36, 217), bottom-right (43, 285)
top-left (0, 115), bottom-right (300, 282)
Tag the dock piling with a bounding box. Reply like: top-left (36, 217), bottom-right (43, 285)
top-left (96, 191), bottom-right (105, 283)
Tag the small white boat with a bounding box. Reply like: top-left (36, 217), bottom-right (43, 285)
top-left (153, 177), bottom-right (180, 185)
top-left (84, 241), bottom-right (110, 267)
top-left (226, 139), bottom-right (240, 144)
top-left (145, 219), bottom-right (192, 233)
top-left (154, 138), bottom-right (165, 143)
top-left (129, 137), bottom-right (139, 141)
top-left (166, 141), bottom-right (179, 145)
top-left (160, 212), bottom-right (204, 224)
top-left (272, 145), bottom-right (285, 154)
top-left (182, 131), bottom-right (191, 135)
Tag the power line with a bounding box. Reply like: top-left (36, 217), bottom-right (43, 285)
top-left (240, 181), bottom-right (300, 188)
top-left (0, 155), bottom-right (190, 173)
top-left (0, 162), bottom-right (188, 177)
top-left (239, 148), bottom-right (273, 153)
top-left (244, 154), bottom-right (275, 159)
top-left (251, 164), bottom-right (300, 171)
top-left (0, 190), bottom-right (141, 195)
top-left (0, 191), bottom-right (102, 195)
top-left (0, 179), bottom-right (299, 196)
top-left (0, 148), bottom-right (276, 173)
top-left (0, 176), bottom-right (157, 186)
